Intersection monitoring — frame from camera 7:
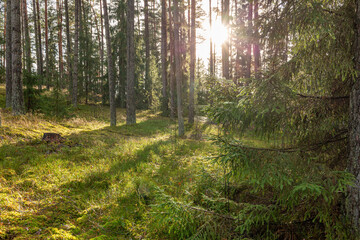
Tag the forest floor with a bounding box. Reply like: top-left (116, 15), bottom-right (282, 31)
top-left (0, 86), bottom-right (225, 239)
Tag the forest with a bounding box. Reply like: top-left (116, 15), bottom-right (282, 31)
top-left (0, 0), bottom-right (360, 239)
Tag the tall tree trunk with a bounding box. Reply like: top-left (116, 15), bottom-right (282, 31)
top-left (5, 0), bottom-right (12, 108)
top-left (161, 0), bottom-right (168, 114)
top-left (36, 0), bottom-right (43, 80)
top-left (221, 0), bottom-right (229, 79)
top-left (188, 0), bottom-right (195, 124)
top-left (168, 0), bottom-right (176, 119)
top-left (209, 0), bottom-right (213, 76)
top-left (32, 0), bottom-right (40, 83)
top-left (253, 0), bottom-right (260, 78)
top-left (64, 0), bottom-right (72, 92)
top-left (144, 0), bottom-right (151, 108)
top-left (44, 0), bottom-right (48, 90)
top-left (127, 0), bottom-right (136, 124)
top-left (12, 0), bottom-right (24, 115)
top-left (347, 0), bottom-right (360, 231)
top-left (57, 0), bottom-right (64, 86)
top-left (174, 0), bottom-right (184, 136)
top-left (73, 0), bottom-right (79, 107)
top-left (22, 0), bottom-right (31, 73)
top-left (245, 1), bottom-right (252, 78)
top-left (99, 0), bottom-right (104, 101)
top-left (103, 0), bottom-right (116, 126)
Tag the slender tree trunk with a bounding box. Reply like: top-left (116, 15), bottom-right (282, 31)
top-left (22, 0), bottom-right (31, 73)
top-left (127, 0), bottom-right (136, 124)
top-left (222, 0), bottom-right (229, 79)
top-left (245, 1), bottom-right (252, 78)
top-left (73, 0), bottom-right (79, 107)
top-left (64, 0), bottom-right (72, 93)
top-left (188, 0), bottom-right (195, 124)
top-left (168, 0), bottom-right (176, 120)
top-left (36, 0), bottom-right (43, 79)
top-left (174, 0), bottom-right (184, 136)
top-left (12, 0), bottom-right (24, 115)
top-left (103, 0), bottom-right (116, 126)
top-left (57, 0), bottom-right (64, 86)
top-left (209, 0), bottom-right (213, 76)
top-left (5, 0), bottom-right (12, 108)
top-left (253, 0), bottom-right (260, 78)
top-left (161, 0), bottom-right (168, 114)
top-left (99, 0), bottom-right (104, 101)
top-left (144, 0), bottom-right (151, 108)
top-left (347, 0), bottom-right (360, 232)
top-left (44, 0), bottom-right (48, 90)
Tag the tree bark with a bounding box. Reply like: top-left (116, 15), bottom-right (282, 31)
top-left (168, 0), bottom-right (176, 119)
top-left (347, 0), bottom-right (360, 231)
top-left (57, 0), bottom-right (64, 85)
top-left (144, 0), bottom-right (151, 108)
top-left (36, 0), bottom-right (43, 79)
top-left (188, 0), bottom-right (195, 124)
top-left (5, 0), bottom-right (12, 108)
top-left (209, 0), bottom-right (213, 76)
top-left (174, 0), bottom-right (184, 136)
top-left (253, 0), bottom-right (260, 78)
top-left (103, 0), bottom-right (116, 126)
top-left (245, 1), bottom-right (252, 79)
top-left (64, 0), bottom-right (72, 92)
top-left (221, 0), bottom-right (229, 79)
top-left (99, 0), bottom-right (104, 101)
top-left (44, 0), bottom-right (48, 90)
top-left (161, 0), bottom-right (168, 114)
top-left (127, 0), bottom-right (136, 124)
top-left (22, 0), bottom-right (31, 73)
top-left (73, 0), bottom-right (79, 107)
top-left (11, 0), bottom-right (24, 115)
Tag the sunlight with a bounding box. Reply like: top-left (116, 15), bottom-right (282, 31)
top-left (210, 21), bottom-right (229, 47)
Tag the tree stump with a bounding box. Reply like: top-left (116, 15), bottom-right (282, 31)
top-left (42, 133), bottom-right (64, 143)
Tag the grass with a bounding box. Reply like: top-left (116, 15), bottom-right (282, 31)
top-left (0, 86), bottom-right (220, 239)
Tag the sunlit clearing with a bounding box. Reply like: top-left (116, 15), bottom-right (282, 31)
top-left (210, 22), bottom-right (229, 47)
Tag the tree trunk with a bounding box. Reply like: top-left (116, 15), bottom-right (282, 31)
top-left (188, 0), bottom-right (195, 124)
top-left (126, 0), bottom-right (136, 124)
top-left (36, 0), bottom-right (43, 79)
top-left (168, 0), bottom-right (176, 120)
top-left (144, 0), bottom-right (151, 108)
top-left (245, 1), bottom-right (252, 78)
top-left (11, 0), bottom-right (24, 115)
top-left (174, 0), bottom-right (184, 137)
top-left (221, 0), bottom-right (229, 79)
top-left (100, 0), bottom-right (104, 102)
top-left (64, 0), bottom-right (72, 92)
top-left (103, 0), bottom-right (116, 126)
top-left (209, 0), bottom-right (213, 76)
top-left (347, 0), bottom-right (360, 231)
top-left (22, 0), bottom-right (31, 73)
top-left (73, 0), bottom-right (79, 107)
top-left (161, 0), bottom-right (168, 114)
top-left (57, 0), bottom-right (64, 86)
top-left (44, 0), bottom-right (48, 90)
top-left (5, 0), bottom-right (12, 108)
top-left (253, 0), bottom-right (260, 78)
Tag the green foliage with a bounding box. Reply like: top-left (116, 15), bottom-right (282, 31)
top-left (38, 90), bottom-right (73, 118)
top-left (23, 71), bottom-right (41, 112)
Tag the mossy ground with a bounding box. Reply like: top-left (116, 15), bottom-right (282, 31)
top-left (0, 85), bottom-right (219, 239)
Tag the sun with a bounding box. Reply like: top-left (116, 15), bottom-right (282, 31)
top-left (210, 21), bottom-right (229, 47)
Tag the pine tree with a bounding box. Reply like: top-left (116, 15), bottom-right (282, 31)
top-left (174, 0), bottom-right (184, 136)
top-left (11, 0), bottom-right (24, 115)
top-left (5, 0), bottom-right (12, 108)
top-left (161, 0), bottom-right (168, 114)
top-left (127, 0), bottom-right (136, 124)
top-left (188, 0), bottom-right (195, 124)
top-left (73, 0), bottom-right (79, 107)
top-left (103, 0), bottom-right (116, 126)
